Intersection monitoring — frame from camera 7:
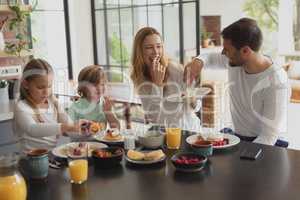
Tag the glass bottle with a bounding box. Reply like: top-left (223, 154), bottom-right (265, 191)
top-left (0, 153), bottom-right (27, 200)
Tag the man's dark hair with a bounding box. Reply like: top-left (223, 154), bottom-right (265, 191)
top-left (221, 18), bottom-right (263, 52)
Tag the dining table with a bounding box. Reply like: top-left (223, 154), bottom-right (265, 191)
top-left (24, 131), bottom-right (300, 200)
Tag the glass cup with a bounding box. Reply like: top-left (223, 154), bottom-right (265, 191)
top-left (68, 144), bottom-right (88, 184)
top-left (123, 129), bottom-right (136, 150)
top-left (166, 127), bottom-right (182, 149)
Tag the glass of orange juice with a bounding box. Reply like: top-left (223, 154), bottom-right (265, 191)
top-left (166, 127), bottom-right (182, 149)
top-left (68, 143), bottom-right (88, 184)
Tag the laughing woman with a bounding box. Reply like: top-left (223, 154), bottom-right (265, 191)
top-left (130, 27), bottom-right (200, 131)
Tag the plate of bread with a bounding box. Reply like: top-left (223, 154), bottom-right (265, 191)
top-left (94, 129), bottom-right (124, 143)
top-left (125, 149), bottom-right (166, 164)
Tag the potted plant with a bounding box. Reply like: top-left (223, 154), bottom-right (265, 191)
top-left (201, 29), bottom-right (213, 48)
top-left (0, 80), bottom-right (9, 103)
top-left (4, 0), bottom-right (36, 57)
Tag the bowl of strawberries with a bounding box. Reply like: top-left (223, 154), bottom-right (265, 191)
top-left (171, 152), bottom-right (207, 172)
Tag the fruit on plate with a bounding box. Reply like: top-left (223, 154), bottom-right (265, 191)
top-left (206, 133), bottom-right (224, 142)
top-left (174, 155), bottom-right (203, 165)
top-left (69, 142), bottom-right (89, 157)
top-left (127, 150), bottom-right (145, 160)
top-left (104, 129), bottom-right (122, 141)
top-left (194, 133), bottom-right (230, 147)
top-left (211, 138), bottom-right (229, 146)
top-left (90, 122), bottom-right (105, 134)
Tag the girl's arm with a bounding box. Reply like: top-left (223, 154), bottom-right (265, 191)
top-left (14, 101), bottom-right (80, 137)
top-left (103, 97), bottom-right (120, 129)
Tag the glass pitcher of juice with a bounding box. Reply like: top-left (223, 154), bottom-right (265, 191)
top-left (0, 153), bottom-right (27, 200)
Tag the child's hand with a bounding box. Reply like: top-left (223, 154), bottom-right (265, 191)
top-left (78, 119), bottom-right (91, 135)
top-left (103, 96), bottom-right (114, 112)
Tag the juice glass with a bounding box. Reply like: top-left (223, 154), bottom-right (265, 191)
top-left (68, 159), bottom-right (88, 184)
top-left (0, 153), bottom-right (27, 200)
top-left (166, 127), bottom-right (182, 149)
top-left (68, 144), bottom-right (88, 184)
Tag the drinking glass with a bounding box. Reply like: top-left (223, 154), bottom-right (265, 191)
top-left (68, 144), bottom-right (88, 184)
top-left (165, 121), bottom-right (182, 149)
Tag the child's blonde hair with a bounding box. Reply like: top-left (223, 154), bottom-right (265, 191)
top-left (77, 65), bottom-right (106, 98)
top-left (20, 58), bottom-right (56, 122)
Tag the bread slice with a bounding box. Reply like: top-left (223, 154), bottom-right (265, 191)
top-left (144, 150), bottom-right (165, 161)
top-left (127, 150), bottom-right (145, 160)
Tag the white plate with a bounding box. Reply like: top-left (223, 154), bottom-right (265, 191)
top-left (52, 142), bottom-right (107, 158)
top-left (186, 134), bottom-right (240, 149)
top-left (125, 151), bottom-right (166, 165)
top-left (166, 87), bottom-right (211, 103)
top-left (94, 133), bottom-right (124, 143)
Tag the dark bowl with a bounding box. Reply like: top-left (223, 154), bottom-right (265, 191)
top-left (191, 140), bottom-right (213, 147)
top-left (171, 152), bottom-right (207, 171)
top-left (190, 141), bottom-right (213, 157)
top-left (92, 147), bottom-right (124, 169)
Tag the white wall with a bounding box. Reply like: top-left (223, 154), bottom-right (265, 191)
top-left (68, 0), bottom-right (94, 80)
top-left (200, 0), bottom-right (247, 29)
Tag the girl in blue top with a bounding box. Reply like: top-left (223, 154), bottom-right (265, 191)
top-left (68, 65), bottom-right (120, 129)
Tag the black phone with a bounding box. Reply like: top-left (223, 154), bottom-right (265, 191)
top-left (240, 145), bottom-right (262, 160)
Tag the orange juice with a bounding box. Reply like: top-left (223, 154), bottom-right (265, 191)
top-left (69, 159), bottom-right (88, 184)
top-left (0, 174), bottom-right (27, 200)
top-left (166, 128), bottom-right (181, 149)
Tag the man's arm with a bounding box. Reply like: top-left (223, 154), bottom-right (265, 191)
top-left (253, 84), bottom-right (290, 145)
top-left (184, 52), bottom-right (228, 85)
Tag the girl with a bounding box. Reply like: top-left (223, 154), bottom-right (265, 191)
top-left (68, 65), bottom-right (120, 130)
top-left (14, 58), bottom-right (83, 151)
top-left (131, 27), bottom-right (200, 131)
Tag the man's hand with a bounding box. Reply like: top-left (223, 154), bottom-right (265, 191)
top-left (184, 58), bottom-right (203, 86)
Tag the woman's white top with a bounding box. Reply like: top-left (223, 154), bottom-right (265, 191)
top-left (13, 99), bottom-right (73, 151)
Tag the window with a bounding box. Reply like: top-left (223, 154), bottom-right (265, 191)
top-left (92, 0), bottom-right (200, 82)
top-left (29, 0), bottom-right (72, 80)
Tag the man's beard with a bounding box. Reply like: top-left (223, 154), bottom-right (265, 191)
top-left (228, 62), bottom-right (242, 67)
top-left (228, 57), bottom-right (244, 67)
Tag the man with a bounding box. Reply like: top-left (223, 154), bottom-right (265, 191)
top-left (184, 18), bottom-right (290, 147)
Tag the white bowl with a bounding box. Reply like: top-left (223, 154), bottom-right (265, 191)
top-left (138, 131), bottom-right (165, 149)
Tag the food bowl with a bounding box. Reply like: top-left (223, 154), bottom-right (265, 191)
top-left (138, 130), bottom-right (165, 149)
top-left (190, 140), bottom-right (213, 156)
top-left (92, 147), bottom-right (124, 168)
top-left (171, 152), bottom-right (207, 172)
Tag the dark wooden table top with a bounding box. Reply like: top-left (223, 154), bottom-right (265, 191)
top-left (26, 134), bottom-right (300, 200)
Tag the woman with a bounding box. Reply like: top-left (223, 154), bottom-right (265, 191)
top-left (131, 27), bottom-right (200, 131)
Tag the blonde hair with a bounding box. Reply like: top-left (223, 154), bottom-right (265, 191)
top-left (130, 27), bottom-right (168, 87)
top-left (20, 58), bottom-right (56, 122)
top-left (77, 65), bottom-right (106, 98)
